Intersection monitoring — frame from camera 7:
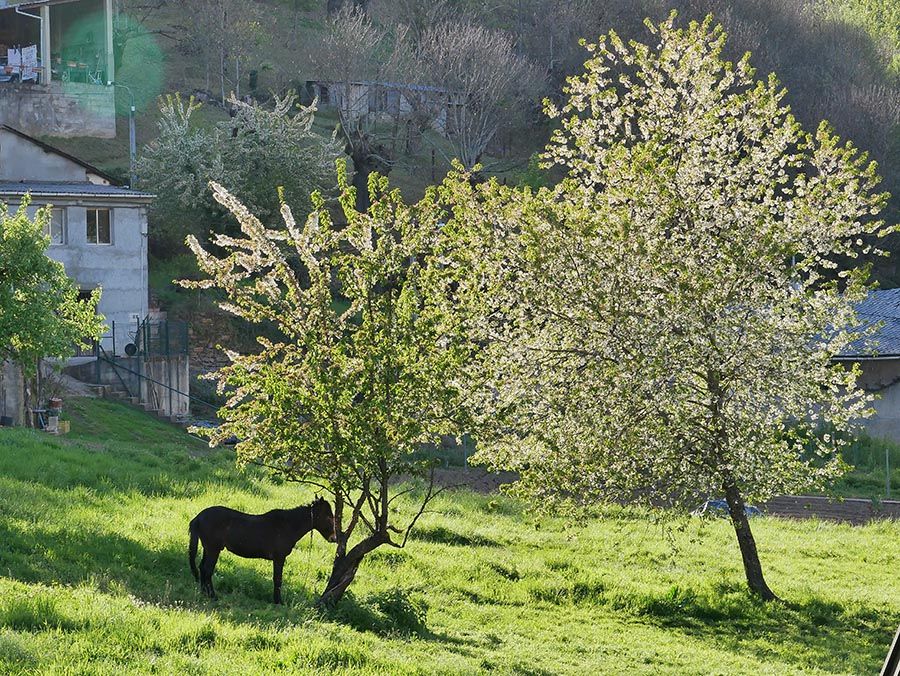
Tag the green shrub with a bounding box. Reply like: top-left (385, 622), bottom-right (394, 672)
top-left (369, 589), bottom-right (429, 636)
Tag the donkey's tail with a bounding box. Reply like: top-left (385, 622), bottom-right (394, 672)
top-left (188, 520), bottom-right (200, 582)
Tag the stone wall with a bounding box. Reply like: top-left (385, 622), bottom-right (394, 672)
top-left (0, 81), bottom-right (115, 139)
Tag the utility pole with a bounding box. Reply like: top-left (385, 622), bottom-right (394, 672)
top-left (113, 83), bottom-right (137, 188)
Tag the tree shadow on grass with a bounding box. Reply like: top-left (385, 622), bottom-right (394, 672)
top-left (323, 589), bottom-right (481, 651)
top-left (0, 515), bottom-right (327, 618)
top-left (605, 581), bottom-right (894, 674)
top-left (408, 525), bottom-right (501, 548)
top-left (0, 518), bottom-right (196, 604)
top-left (0, 516), bottom-right (482, 654)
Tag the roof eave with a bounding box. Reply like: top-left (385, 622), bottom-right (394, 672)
top-left (832, 354), bottom-right (900, 362)
top-left (0, 190), bottom-right (155, 202)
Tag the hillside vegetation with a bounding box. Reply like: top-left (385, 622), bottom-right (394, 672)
top-left (0, 399), bottom-right (898, 674)
top-left (52, 0), bottom-right (900, 204)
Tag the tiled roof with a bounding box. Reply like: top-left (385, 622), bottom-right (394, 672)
top-left (0, 181), bottom-right (153, 201)
top-left (839, 288), bottom-right (900, 358)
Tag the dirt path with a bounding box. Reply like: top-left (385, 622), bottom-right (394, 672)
top-left (434, 467), bottom-right (518, 494)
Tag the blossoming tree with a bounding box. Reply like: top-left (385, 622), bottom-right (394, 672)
top-left (443, 14), bottom-right (892, 600)
top-left (183, 168), bottom-right (475, 606)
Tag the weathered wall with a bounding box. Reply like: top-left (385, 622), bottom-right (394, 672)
top-left (0, 82), bottom-right (115, 139)
top-left (0, 360), bottom-right (25, 426)
top-left (23, 201), bottom-right (149, 340)
top-left (0, 127), bottom-right (96, 181)
top-left (141, 355), bottom-right (190, 420)
top-left (854, 360), bottom-right (900, 442)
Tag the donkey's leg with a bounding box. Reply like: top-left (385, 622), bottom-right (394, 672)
top-left (273, 557), bottom-right (285, 605)
top-left (200, 548), bottom-right (221, 600)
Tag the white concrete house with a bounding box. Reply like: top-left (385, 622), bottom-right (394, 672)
top-left (834, 288), bottom-right (900, 442)
top-left (0, 124), bottom-right (152, 343)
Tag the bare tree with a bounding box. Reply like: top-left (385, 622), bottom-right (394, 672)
top-left (414, 21), bottom-right (543, 171)
top-left (312, 6), bottom-right (402, 211)
top-left (373, 0), bottom-right (454, 47)
top-left (178, 0), bottom-right (264, 103)
top-left (326, 0), bottom-right (371, 17)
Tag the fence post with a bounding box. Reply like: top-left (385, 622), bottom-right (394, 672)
top-left (136, 316), bottom-right (143, 405)
top-left (111, 320), bottom-right (116, 358)
top-left (887, 447), bottom-right (892, 500)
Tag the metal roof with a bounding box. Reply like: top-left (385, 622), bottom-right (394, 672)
top-left (0, 181), bottom-right (154, 201)
top-left (838, 288), bottom-right (900, 359)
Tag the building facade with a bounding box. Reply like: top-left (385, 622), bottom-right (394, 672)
top-left (0, 124), bottom-right (152, 341)
top-left (835, 288), bottom-right (900, 443)
top-left (0, 0), bottom-right (116, 137)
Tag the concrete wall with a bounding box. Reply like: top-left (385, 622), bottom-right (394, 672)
top-left (65, 353), bottom-right (190, 421)
top-left (0, 127), bottom-right (101, 181)
top-left (21, 200), bottom-right (149, 340)
top-left (0, 82), bottom-right (115, 139)
top-left (853, 360), bottom-right (900, 442)
top-left (141, 355), bottom-right (190, 420)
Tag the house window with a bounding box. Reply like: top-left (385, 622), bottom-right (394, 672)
top-left (86, 208), bottom-right (111, 244)
top-left (43, 208), bottom-right (66, 245)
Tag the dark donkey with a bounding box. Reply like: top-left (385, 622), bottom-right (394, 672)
top-left (189, 497), bottom-right (337, 604)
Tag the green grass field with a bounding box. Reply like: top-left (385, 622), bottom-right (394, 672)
top-left (0, 398), bottom-right (898, 674)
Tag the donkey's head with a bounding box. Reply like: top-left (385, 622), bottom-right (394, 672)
top-left (310, 496), bottom-right (337, 543)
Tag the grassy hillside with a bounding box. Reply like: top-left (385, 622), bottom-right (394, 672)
top-left (825, 0), bottom-right (900, 74)
top-left (45, 0), bottom-right (896, 193)
top-left (0, 398), bottom-right (898, 674)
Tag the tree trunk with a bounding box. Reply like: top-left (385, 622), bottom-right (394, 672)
top-left (316, 535), bottom-right (382, 607)
top-left (723, 478), bottom-right (777, 601)
top-left (113, 37), bottom-right (126, 78)
top-left (351, 158), bottom-right (373, 213)
top-left (219, 5), bottom-right (227, 104)
top-left (349, 149), bottom-right (391, 213)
